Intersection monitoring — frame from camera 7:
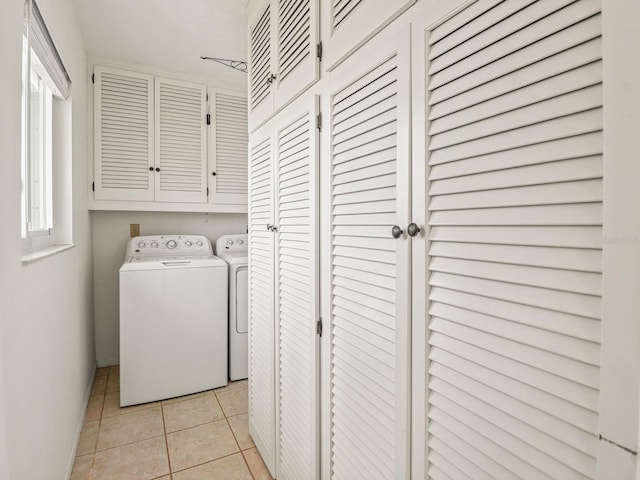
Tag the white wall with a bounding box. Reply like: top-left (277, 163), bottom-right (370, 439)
top-left (0, 0), bottom-right (95, 479)
top-left (92, 211), bottom-right (247, 366)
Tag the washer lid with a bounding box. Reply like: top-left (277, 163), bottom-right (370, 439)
top-left (218, 252), bottom-right (248, 265)
top-left (120, 255), bottom-right (227, 272)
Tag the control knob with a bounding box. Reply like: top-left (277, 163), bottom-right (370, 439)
top-left (166, 240), bottom-right (178, 249)
top-left (151, 241), bottom-right (158, 248)
top-left (137, 241), bottom-right (146, 249)
top-left (226, 240), bottom-right (234, 246)
top-left (196, 240), bottom-right (203, 247)
top-left (185, 240), bottom-right (193, 247)
top-left (236, 239), bottom-right (244, 245)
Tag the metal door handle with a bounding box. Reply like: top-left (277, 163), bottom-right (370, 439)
top-left (407, 223), bottom-right (420, 237)
top-left (391, 225), bottom-right (403, 239)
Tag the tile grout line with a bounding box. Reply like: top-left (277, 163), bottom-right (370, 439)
top-left (160, 401), bottom-right (174, 478)
top-left (215, 389), bottom-right (257, 480)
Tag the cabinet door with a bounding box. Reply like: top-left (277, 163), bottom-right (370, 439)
top-left (249, 0), bottom-right (275, 132)
top-left (94, 66), bottom-right (154, 201)
top-left (321, 0), bottom-right (415, 71)
top-left (248, 123), bottom-right (276, 476)
top-left (322, 25), bottom-right (411, 480)
top-left (209, 88), bottom-right (248, 206)
top-left (274, 96), bottom-right (319, 480)
top-left (273, 0), bottom-right (319, 111)
top-left (154, 77), bottom-right (207, 203)
top-left (418, 1), bottom-right (603, 479)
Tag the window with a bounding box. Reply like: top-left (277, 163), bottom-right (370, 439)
top-left (21, 0), bottom-right (71, 253)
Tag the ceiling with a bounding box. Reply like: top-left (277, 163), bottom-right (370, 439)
top-left (70, 0), bottom-right (248, 85)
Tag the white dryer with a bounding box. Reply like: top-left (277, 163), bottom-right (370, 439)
top-left (216, 234), bottom-right (248, 381)
top-left (119, 235), bottom-right (228, 406)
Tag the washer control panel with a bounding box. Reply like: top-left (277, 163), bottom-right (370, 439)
top-left (215, 234), bottom-right (248, 255)
top-left (126, 235), bottom-right (212, 260)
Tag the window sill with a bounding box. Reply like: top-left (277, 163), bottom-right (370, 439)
top-left (21, 244), bottom-right (75, 266)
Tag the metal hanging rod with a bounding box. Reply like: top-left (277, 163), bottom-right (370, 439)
top-left (200, 56), bottom-right (247, 73)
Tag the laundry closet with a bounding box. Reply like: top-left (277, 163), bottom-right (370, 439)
top-left (245, 0), bottom-right (636, 479)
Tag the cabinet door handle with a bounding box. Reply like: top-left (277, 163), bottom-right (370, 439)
top-left (266, 224), bottom-right (273, 231)
top-left (149, 167), bottom-right (154, 171)
top-left (155, 167), bottom-right (160, 172)
top-left (407, 223), bottom-right (420, 237)
top-left (266, 73), bottom-right (276, 85)
top-left (391, 225), bottom-right (403, 239)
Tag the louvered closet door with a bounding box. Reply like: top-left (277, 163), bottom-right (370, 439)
top-left (325, 26), bottom-right (411, 480)
top-left (423, 2), bottom-right (603, 479)
top-left (273, 0), bottom-right (319, 111)
top-left (249, 0), bottom-right (274, 132)
top-left (321, 0), bottom-right (415, 71)
top-left (154, 77), bottom-right (207, 203)
top-left (274, 97), bottom-right (319, 480)
top-left (248, 125), bottom-right (276, 476)
top-left (210, 88), bottom-right (248, 205)
top-left (94, 66), bottom-right (154, 201)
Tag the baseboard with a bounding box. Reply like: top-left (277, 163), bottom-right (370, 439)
top-left (96, 356), bottom-right (119, 368)
top-left (64, 362), bottom-right (96, 480)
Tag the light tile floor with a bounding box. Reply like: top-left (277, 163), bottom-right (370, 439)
top-left (71, 366), bottom-right (272, 480)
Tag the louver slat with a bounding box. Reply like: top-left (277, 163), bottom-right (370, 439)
top-left (250, 4), bottom-right (272, 112)
top-left (155, 78), bottom-right (206, 203)
top-left (94, 67), bottom-right (153, 201)
top-left (278, 0), bottom-right (311, 82)
top-left (211, 90), bottom-right (248, 205)
top-left (426, 2), bottom-right (603, 479)
top-left (276, 107), bottom-right (317, 480)
top-left (329, 40), bottom-right (410, 479)
top-left (248, 134), bottom-right (275, 475)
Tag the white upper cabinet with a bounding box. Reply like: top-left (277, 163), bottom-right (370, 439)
top-left (321, 0), bottom-right (415, 71)
top-left (93, 65), bottom-right (248, 211)
top-left (154, 77), bottom-right (207, 203)
top-left (94, 66), bottom-right (154, 201)
top-left (248, 0), bottom-right (319, 132)
top-left (209, 88), bottom-right (249, 205)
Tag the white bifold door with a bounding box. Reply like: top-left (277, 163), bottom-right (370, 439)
top-left (415, 1), bottom-right (604, 479)
top-left (248, 95), bottom-right (320, 479)
top-left (321, 25), bottom-right (411, 480)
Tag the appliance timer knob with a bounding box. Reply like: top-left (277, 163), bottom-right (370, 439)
top-left (151, 241), bottom-right (158, 248)
top-left (166, 240), bottom-right (177, 249)
top-left (236, 239), bottom-right (244, 245)
top-left (196, 240), bottom-right (203, 247)
top-left (137, 241), bottom-right (146, 249)
top-left (185, 240), bottom-right (193, 247)
top-left (226, 240), bottom-right (234, 246)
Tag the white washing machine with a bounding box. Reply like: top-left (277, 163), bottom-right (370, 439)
top-left (216, 234), bottom-right (248, 381)
top-left (119, 235), bottom-right (228, 406)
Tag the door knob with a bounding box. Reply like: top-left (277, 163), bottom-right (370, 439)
top-left (391, 225), bottom-right (403, 239)
top-left (407, 223), bottom-right (420, 237)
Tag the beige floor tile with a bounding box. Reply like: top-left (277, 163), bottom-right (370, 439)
top-left (97, 406), bottom-right (164, 451)
top-left (166, 419), bottom-right (239, 472)
top-left (173, 453), bottom-right (252, 480)
top-left (76, 420), bottom-right (100, 456)
top-left (227, 413), bottom-right (254, 450)
top-left (96, 367), bottom-right (109, 378)
top-left (243, 448), bottom-right (273, 480)
top-left (109, 365), bottom-right (120, 375)
top-left (86, 395), bottom-right (104, 422)
top-left (216, 384), bottom-right (248, 417)
top-left (106, 373), bottom-right (120, 393)
top-left (71, 454), bottom-right (94, 480)
top-left (162, 391), bottom-right (224, 433)
top-left (102, 391), bottom-right (160, 418)
top-left (91, 375), bottom-right (108, 397)
top-left (92, 436), bottom-right (169, 480)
